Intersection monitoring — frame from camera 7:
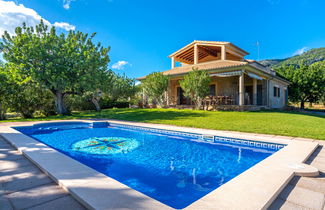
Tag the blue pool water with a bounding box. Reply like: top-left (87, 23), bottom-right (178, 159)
top-left (14, 122), bottom-right (284, 209)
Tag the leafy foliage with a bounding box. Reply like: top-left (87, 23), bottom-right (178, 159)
top-left (108, 73), bottom-right (137, 102)
top-left (66, 72), bottom-right (135, 111)
top-left (276, 61), bottom-right (325, 109)
top-left (0, 65), bottom-right (13, 119)
top-left (141, 72), bottom-right (169, 106)
top-left (81, 70), bottom-right (115, 111)
top-left (0, 20), bottom-right (110, 114)
top-left (179, 68), bottom-right (211, 109)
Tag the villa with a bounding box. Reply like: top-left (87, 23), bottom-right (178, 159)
top-left (138, 40), bottom-right (290, 110)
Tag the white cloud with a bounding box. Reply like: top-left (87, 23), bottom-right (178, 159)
top-left (0, 0), bottom-right (75, 36)
top-left (54, 22), bottom-right (75, 31)
top-left (293, 47), bottom-right (309, 56)
top-left (63, 0), bottom-right (74, 10)
top-left (111, 61), bottom-right (130, 70)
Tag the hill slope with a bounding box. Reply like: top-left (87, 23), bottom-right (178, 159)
top-left (259, 47), bottom-right (325, 68)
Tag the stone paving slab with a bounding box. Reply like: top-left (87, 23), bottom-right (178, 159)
top-left (0, 171), bottom-right (53, 195)
top-left (0, 165), bottom-right (41, 181)
top-left (0, 150), bottom-right (21, 159)
top-left (27, 195), bottom-right (86, 210)
top-left (0, 159), bottom-right (32, 171)
top-left (270, 144), bottom-right (325, 210)
top-left (269, 198), bottom-right (308, 210)
top-left (0, 137), bottom-right (86, 210)
top-left (5, 184), bottom-right (68, 209)
top-left (0, 196), bottom-right (13, 210)
top-left (289, 174), bottom-right (325, 194)
top-left (278, 184), bottom-right (324, 210)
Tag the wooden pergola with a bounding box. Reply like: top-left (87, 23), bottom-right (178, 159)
top-left (169, 40), bottom-right (249, 68)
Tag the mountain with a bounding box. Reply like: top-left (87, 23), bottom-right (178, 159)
top-left (259, 59), bottom-right (285, 67)
top-left (259, 47), bottom-right (325, 68)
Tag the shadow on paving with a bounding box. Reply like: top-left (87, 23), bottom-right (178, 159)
top-left (0, 138), bottom-right (86, 210)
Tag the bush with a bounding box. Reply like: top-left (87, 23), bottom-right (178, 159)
top-left (66, 94), bottom-right (129, 111)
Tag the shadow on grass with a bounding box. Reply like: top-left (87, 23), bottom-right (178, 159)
top-left (59, 108), bottom-right (209, 122)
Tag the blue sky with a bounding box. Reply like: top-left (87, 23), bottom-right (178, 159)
top-left (0, 0), bottom-right (324, 78)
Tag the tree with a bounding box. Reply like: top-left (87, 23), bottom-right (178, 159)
top-left (0, 20), bottom-right (110, 114)
top-left (276, 62), bottom-right (325, 109)
top-left (179, 68), bottom-right (211, 109)
top-left (10, 81), bottom-right (53, 118)
top-left (0, 64), bottom-right (13, 120)
top-left (107, 73), bottom-right (136, 102)
top-left (141, 72), bottom-right (169, 106)
top-left (2, 63), bottom-right (54, 118)
top-left (82, 70), bottom-right (115, 111)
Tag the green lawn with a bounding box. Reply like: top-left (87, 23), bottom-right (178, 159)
top-left (1, 108), bottom-right (325, 140)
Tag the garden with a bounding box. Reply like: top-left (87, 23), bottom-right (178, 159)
top-left (0, 21), bottom-right (325, 140)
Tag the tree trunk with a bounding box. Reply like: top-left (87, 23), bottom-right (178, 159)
top-left (91, 97), bottom-right (101, 111)
top-left (300, 100), bottom-right (305, 109)
top-left (0, 103), bottom-right (6, 120)
top-left (54, 91), bottom-right (69, 115)
top-left (21, 111), bottom-right (33, 119)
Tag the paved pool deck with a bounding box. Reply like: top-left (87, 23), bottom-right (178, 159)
top-left (0, 120), bottom-right (324, 210)
top-left (269, 141), bottom-right (325, 210)
top-left (0, 136), bottom-right (86, 210)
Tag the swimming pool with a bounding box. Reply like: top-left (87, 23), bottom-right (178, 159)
top-left (14, 121), bottom-right (285, 209)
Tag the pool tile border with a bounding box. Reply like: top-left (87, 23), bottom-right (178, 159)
top-left (0, 119), bottom-right (320, 210)
top-left (109, 122), bottom-right (285, 151)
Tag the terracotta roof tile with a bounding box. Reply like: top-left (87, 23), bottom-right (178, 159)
top-left (137, 60), bottom-right (247, 80)
top-left (162, 60), bottom-right (247, 76)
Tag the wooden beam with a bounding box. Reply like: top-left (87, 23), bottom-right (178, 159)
top-left (174, 56), bottom-right (193, 64)
top-left (199, 46), bottom-right (219, 57)
top-left (194, 44), bottom-right (198, 64)
top-left (226, 48), bottom-right (244, 59)
top-left (221, 45), bottom-right (226, 60)
top-left (178, 48), bottom-right (194, 61)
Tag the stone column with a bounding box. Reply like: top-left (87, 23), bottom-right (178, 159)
top-left (239, 73), bottom-right (245, 106)
top-left (166, 80), bottom-right (171, 106)
top-left (253, 78), bottom-right (257, 105)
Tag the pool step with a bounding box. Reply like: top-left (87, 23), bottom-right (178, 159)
top-left (92, 122), bottom-right (110, 128)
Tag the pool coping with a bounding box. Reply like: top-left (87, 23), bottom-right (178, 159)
top-left (0, 119), bottom-right (319, 210)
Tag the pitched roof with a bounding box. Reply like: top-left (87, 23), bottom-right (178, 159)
top-left (137, 60), bottom-right (247, 80)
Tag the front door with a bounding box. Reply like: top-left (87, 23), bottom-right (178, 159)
top-left (177, 87), bottom-right (190, 105)
top-left (177, 87), bottom-right (183, 105)
top-left (245, 86), bottom-right (253, 105)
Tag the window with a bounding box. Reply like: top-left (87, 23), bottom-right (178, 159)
top-left (273, 86), bottom-right (280, 98)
